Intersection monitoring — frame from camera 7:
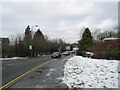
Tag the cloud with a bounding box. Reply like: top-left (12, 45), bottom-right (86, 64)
top-left (96, 19), bottom-right (117, 30)
top-left (1, 0), bottom-right (119, 2)
top-left (1, 2), bottom-right (118, 43)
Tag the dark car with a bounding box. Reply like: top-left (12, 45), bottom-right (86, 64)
top-left (51, 52), bottom-right (61, 58)
top-left (63, 51), bottom-right (70, 55)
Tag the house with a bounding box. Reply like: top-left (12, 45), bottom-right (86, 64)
top-left (66, 46), bottom-right (70, 50)
top-left (71, 47), bottom-right (79, 53)
top-left (88, 38), bottom-right (120, 59)
top-left (0, 37), bottom-right (10, 58)
top-left (0, 38), bottom-right (2, 57)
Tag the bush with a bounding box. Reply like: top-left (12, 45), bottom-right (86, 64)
top-left (106, 45), bottom-right (120, 60)
top-left (83, 53), bottom-right (91, 58)
top-left (76, 50), bottom-right (83, 56)
top-left (76, 50), bottom-right (91, 58)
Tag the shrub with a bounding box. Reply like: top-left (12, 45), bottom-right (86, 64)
top-left (106, 45), bottom-right (120, 60)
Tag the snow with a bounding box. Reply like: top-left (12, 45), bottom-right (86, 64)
top-left (103, 38), bottom-right (119, 41)
top-left (85, 52), bottom-right (94, 56)
top-left (0, 57), bottom-right (28, 60)
top-left (46, 68), bottom-right (56, 77)
top-left (62, 56), bottom-right (119, 88)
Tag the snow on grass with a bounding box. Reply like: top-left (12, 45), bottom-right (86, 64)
top-left (62, 56), bottom-right (119, 88)
top-left (0, 57), bottom-right (28, 60)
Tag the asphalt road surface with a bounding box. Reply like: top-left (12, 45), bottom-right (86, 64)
top-left (2, 55), bottom-right (73, 88)
top-left (2, 55), bottom-right (53, 86)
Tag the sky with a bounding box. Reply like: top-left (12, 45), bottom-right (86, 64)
top-left (0, 0), bottom-right (118, 43)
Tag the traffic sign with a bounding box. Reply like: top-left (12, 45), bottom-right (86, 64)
top-left (29, 45), bottom-right (32, 50)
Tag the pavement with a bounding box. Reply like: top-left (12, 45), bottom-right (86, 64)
top-left (11, 55), bottom-right (73, 88)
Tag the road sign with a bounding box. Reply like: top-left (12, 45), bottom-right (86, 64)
top-left (29, 45), bottom-right (32, 50)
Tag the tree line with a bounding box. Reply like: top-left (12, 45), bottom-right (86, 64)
top-left (2, 25), bottom-right (119, 59)
top-left (2, 25), bottom-right (66, 57)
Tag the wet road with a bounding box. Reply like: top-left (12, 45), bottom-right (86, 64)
top-left (11, 55), bottom-right (73, 88)
top-left (2, 55), bottom-right (73, 88)
top-left (2, 55), bottom-right (53, 86)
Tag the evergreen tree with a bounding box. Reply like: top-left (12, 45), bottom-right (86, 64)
top-left (23, 25), bottom-right (32, 56)
top-left (32, 29), bottom-right (45, 56)
top-left (77, 28), bottom-right (93, 55)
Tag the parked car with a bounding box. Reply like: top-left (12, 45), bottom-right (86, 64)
top-left (63, 51), bottom-right (70, 55)
top-left (51, 52), bottom-right (61, 58)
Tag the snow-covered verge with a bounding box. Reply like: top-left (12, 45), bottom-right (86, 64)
top-left (0, 57), bottom-right (28, 60)
top-left (62, 56), bottom-right (119, 88)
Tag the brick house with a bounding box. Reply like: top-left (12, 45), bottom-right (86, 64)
top-left (88, 38), bottom-right (120, 59)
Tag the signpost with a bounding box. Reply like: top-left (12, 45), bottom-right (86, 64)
top-left (29, 45), bottom-right (32, 57)
top-left (29, 45), bottom-right (32, 50)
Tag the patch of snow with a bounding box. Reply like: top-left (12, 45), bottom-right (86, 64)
top-left (46, 68), bottom-right (56, 77)
top-left (62, 56), bottom-right (119, 88)
top-left (0, 57), bottom-right (28, 60)
top-left (57, 77), bottom-right (62, 80)
top-left (43, 55), bottom-right (46, 56)
top-left (85, 52), bottom-right (94, 56)
top-left (46, 73), bottom-right (50, 77)
top-left (103, 38), bottom-right (119, 41)
top-left (49, 68), bottom-right (55, 72)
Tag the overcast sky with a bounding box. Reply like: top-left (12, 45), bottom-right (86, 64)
top-left (1, 1), bottom-right (118, 43)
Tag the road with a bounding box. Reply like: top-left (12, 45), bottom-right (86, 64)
top-left (2, 55), bottom-right (73, 88)
top-left (2, 55), bottom-right (52, 86)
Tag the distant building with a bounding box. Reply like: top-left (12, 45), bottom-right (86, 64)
top-left (73, 47), bottom-right (79, 51)
top-left (0, 38), bottom-right (2, 57)
top-left (0, 37), bottom-right (10, 58)
top-left (0, 38), bottom-right (2, 43)
top-left (66, 46), bottom-right (70, 50)
top-left (71, 46), bottom-right (79, 53)
top-left (88, 38), bottom-right (120, 59)
top-left (1, 38), bottom-right (9, 43)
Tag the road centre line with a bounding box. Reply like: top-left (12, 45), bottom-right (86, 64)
top-left (1, 59), bottom-right (58, 90)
